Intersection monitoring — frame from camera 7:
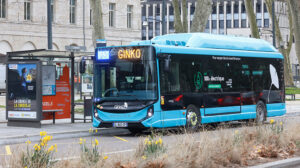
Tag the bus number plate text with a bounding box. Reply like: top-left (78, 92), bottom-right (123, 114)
top-left (113, 122), bottom-right (128, 127)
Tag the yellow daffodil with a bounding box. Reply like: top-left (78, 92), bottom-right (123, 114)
top-left (40, 131), bottom-right (47, 137)
top-left (103, 156), bottom-right (108, 160)
top-left (79, 138), bottom-right (83, 144)
top-left (34, 144), bottom-right (41, 151)
top-left (147, 141), bottom-right (151, 145)
top-left (25, 140), bottom-right (31, 144)
top-left (48, 145), bottom-right (54, 153)
top-left (155, 140), bottom-right (158, 145)
top-left (41, 142), bottom-right (45, 147)
top-left (142, 155), bottom-right (147, 160)
top-left (234, 130), bottom-right (239, 134)
top-left (54, 144), bottom-right (57, 152)
top-left (95, 139), bottom-right (99, 146)
top-left (280, 122), bottom-right (283, 125)
top-left (158, 138), bottom-right (162, 145)
top-left (270, 119), bottom-right (275, 124)
top-left (95, 129), bottom-right (98, 133)
top-left (144, 138), bottom-right (149, 145)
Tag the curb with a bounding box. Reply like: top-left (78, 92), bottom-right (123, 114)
top-left (249, 157), bottom-right (300, 168)
top-left (0, 128), bottom-right (130, 146)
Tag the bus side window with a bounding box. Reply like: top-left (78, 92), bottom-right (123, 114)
top-left (159, 60), bottom-right (180, 94)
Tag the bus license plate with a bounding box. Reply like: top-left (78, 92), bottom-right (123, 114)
top-left (113, 122), bottom-right (128, 127)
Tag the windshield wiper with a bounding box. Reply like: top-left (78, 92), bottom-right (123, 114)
top-left (118, 94), bottom-right (146, 105)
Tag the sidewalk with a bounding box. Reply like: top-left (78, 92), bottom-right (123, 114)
top-left (0, 107), bottom-right (128, 145)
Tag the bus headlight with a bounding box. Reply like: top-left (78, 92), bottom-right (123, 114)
top-left (147, 106), bottom-right (154, 118)
top-left (94, 108), bottom-right (98, 118)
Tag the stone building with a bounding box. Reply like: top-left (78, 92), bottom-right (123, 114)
top-left (0, 0), bottom-right (141, 55)
top-left (141, 0), bottom-right (298, 79)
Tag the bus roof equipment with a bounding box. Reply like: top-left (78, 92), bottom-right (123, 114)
top-left (131, 33), bottom-right (277, 53)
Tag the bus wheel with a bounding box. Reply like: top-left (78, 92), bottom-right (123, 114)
top-left (255, 101), bottom-right (266, 125)
top-left (186, 105), bottom-right (200, 131)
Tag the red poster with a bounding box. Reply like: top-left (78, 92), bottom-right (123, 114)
top-left (42, 65), bottom-right (71, 120)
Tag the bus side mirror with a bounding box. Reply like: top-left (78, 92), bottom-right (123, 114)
top-left (80, 59), bottom-right (86, 74)
top-left (164, 55), bottom-right (171, 72)
top-left (158, 54), bottom-right (171, 72)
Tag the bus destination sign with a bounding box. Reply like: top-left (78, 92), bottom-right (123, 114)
top-left (118, 48), bottom-right (142, 60)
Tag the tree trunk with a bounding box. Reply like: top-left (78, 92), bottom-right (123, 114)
top-left (288, 0), bottom-right (300, 67)
top-left (182, 0), bottom-right (188, 32)
top-left (244, 0), bottom-right (260, 38)
top-left (90, 0), bottom-right (105, 47)
top-left (172, 0), bottom-right (184, 33)
top-left (266, 0), bottom-right (294, 86)
top-left (191, 0), bottom-right (212, 32)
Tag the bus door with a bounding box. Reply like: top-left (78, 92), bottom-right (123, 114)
top-left (159, 60), bottom-right (184, 127)
top-left (203, 59), bottom-right (241, 116)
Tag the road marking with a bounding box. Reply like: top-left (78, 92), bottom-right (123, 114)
top-left (113, 136), bottom-right (128, 142)
top-left (104, 149), bottom-right (134, 155)
top-left (5, 145), bottom-right (12, 155)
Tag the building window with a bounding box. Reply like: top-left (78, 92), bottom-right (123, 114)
top-left (0, 0), bottom-right (6, 18)
top-left (90, 9), bottom-right (92, 25)
top-left (226, 20), bottom-right (232, 28)
top-left (226, 3), bottom-right (231, 14)
top-left (212, 4), bottom-right (216, 14)
top-left (127, 5), bottom-right (133, 28)
top-left (264, 19), bottom-right (269, 28)
top-left (234, 3), bottom-right (239, 13)
top-left (24, 0), bottom-right (31, 21)
top-left (109, 3), bottom-right (115, 27)
top-left (70, 0), bottom-right (76, 24)
top-left (51, 0), bottom-right (54, 22)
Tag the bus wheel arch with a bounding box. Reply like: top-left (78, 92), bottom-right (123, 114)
top-left (255, 100), bottom-right (266, 124)
top-left (186, 104), bottom-right (201, 131)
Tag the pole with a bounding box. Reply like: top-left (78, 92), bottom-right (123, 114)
top-left (47, 0), bottom-right (52, 49)
top-left (272, 1), bottom-right (276, 47)
top-left (71, 52), bottom-right (75, 123)
top-left (83, 0), bottom-right (86, 48)
top-left (162, 0), bottom-right (166, 35)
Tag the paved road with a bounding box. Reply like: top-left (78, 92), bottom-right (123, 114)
top-left (0, 114), bottom-right (299, 165)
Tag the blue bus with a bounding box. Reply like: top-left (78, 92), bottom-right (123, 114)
top-left (91, 33), bottom-right (285, 133)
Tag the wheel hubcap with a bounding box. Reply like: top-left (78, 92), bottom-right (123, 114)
top-left (187, 110), bottom-right (197, 126)
top-left (257, 104), bottom-right (264, 122)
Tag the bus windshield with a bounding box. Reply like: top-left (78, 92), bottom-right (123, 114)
top-left (94, 46), bottom-right (157, 102)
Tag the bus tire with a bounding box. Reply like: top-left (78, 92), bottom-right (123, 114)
top-left (186, 105), bottom-right (201, 131)
top-left (255, 101), bottom-right (266, 125)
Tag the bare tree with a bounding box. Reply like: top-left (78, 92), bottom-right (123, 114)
top-left (191, 0), bottom-right (212, 32)
top-left (288, 0), bottom-right (300, 67)
top-left (172, 0), bottom-right (212, 33)
top-left (265, 0), bottom-right (294, 86)
top-left (244, 0), bottom-right (260, 38)
top-left (90, 0), bottom-right (105, 47)
top-left (172, 0), bottom-right (184, 33)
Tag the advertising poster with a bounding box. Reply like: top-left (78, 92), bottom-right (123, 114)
top-left (43, 65), bottom-right (71, 120)
top-left (42, 66), bottom-right (56, 95)
top-left (7, 63), bottom-right (38, 120)
top-left (82, 74), bottom-right (93, 93)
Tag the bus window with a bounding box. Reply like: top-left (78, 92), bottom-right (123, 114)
top-left (160, 60), bottom-right (180, 94)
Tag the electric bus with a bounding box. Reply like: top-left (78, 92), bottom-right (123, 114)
top-left (91, 33), bottom-right (285, 133)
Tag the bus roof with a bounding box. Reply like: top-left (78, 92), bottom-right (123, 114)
top-left (131, 33), bottom-right (279, 53)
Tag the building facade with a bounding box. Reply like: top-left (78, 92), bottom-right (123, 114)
top-left (141, 0), bottom-right (299, 80)
top-left (0, 0), bottom-right (141, 55)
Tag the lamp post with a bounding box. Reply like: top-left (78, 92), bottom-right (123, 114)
top-left (162, 0), bottom-right (166, 35)
top-left (272, 1), bottom-right (276, 47)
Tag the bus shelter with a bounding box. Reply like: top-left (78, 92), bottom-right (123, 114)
top-left (6, 49), bottom-right (93, 127)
